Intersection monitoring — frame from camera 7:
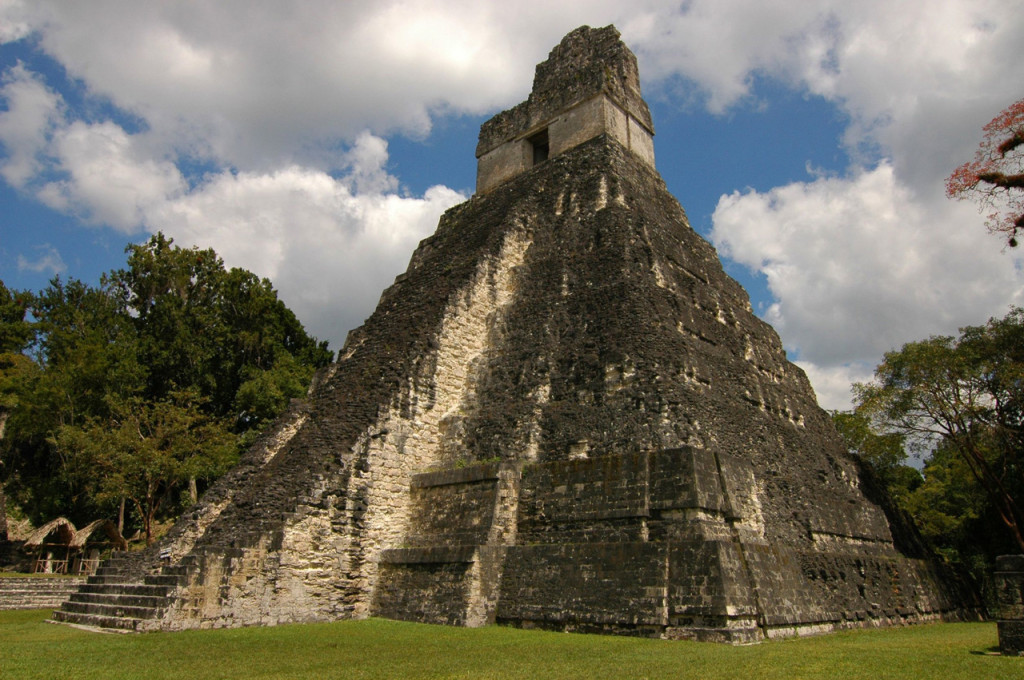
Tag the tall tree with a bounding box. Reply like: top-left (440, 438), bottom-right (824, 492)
top-left (55, 390), bottom-right (235, 544)
top-left (105, 234), bottom-right (332, 428)
top-left (2, 233), bottom-right (333, 541)
top-left (855, 308), bottom-right (1024, 552)
top-left (3, 277), bottom-right (144, 527)
top-left (0, 282), bottom-right (34, 541)
top-left (947, 97), bottom-right (1024, 247)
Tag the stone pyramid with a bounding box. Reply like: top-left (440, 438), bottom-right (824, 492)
top-left (54, 25), bottom-right (968, 642)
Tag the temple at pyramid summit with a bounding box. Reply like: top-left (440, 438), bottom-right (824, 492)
top-left (53, 25), bottom-right (971, 642)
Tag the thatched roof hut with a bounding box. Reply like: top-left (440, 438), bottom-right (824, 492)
top-left (24, 517), bottom-right (77, 574)
top-left (23, 517), bottom-right (76, 548)
top-left (71, 519), bottom-right (127, 551)
top-left (23, 517), bottom-right (127, 574)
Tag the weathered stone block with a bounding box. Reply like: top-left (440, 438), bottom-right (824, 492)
top-left (996, 554), bottom-right (1024, 656)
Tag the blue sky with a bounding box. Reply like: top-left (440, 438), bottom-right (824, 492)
top-left (1, 1), bottom-right (1022, 409)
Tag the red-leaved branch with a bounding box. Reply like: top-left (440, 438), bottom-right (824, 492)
top-left (946, 98), bottom-right (1024, 247)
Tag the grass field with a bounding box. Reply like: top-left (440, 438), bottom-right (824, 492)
top-left (0, 609), bottom-right (1019, 680)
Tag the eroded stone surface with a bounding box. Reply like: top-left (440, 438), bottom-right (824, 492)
top-left (996, 555), bottom-right (1024, 655)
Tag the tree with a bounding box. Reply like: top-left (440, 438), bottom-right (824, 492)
top-left (831, 410), bottom-right (922, 506)
top-left (54, 390), bottom-right (236, 544)
top-left (854, 308), bottom-right (1024, 552)
top-left (3, 277), bottom-right (144, 528)
top-left (0, 282), bottom-right (34, 541)
top-left (946, 98), bottom-right (1024, 247)
top-left (105, 234), bottom-right (332, 428)
top-left (1, 233), bottom-right (333, 543)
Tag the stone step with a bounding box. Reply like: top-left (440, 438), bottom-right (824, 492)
top-left (78, 582), bottom-right (172, 598)
top-left (143, 573), bottom-right (189, 587)
top-left (49, 555), bottom-right (191, 631)
top-left (0, 595), bottom-right (69, 605)
top-left (0, 583), bottom-right (81, 593)
top-left (60, 599), bottom-right (163, 620)
top-left (85, 574), bottom-right (135, 585)
top-left (0, 577), bottom-right (88, 610)
top-left (68, 591), bottom-right (168, 609)
top-left (92, 564), bottom-right (129, 576)
top-left (51, 608), bottom-right (145, 632)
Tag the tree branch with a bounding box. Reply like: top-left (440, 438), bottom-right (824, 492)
top-left (977, 171), bottom-right (1024, 190)
top-left (998, 133), bottom-right (1024, 157)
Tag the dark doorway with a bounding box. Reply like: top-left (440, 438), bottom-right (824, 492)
top-left (529, 129), bottom-right (550, 165)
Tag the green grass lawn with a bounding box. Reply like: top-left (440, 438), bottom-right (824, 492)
top-left (0, 610), bottom-right (1019, 680)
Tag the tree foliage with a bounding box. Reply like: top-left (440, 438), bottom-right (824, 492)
top-left (54, 390), bottom-right (236, 544)
top-left (0, 282), bottom-right (34, 541)
top-left (946, 97), bottom-right (1024, 247)
top-left (0, 234), bottom-right (333, 543)
top-left (831, 410), bottom-right (922, 506)
top-left (854, 307), bottom-right (1024, 553)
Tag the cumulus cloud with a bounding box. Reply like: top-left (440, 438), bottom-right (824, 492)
top-left (0, 1), bottom-right (576, 170)
top-left (712, 164), bottom-right (1024, 408)
top-left (0, 64), bottom-right (62, 187)
top-left (696, 0), bottom-right (1024, 408)
top-left (16, 243), bottom-right (65, 276)
top-left (794, 361), bottom-right (875, 415)
top-left (149, 163), bottom-right (463, 344)
top-left (1, 0), bottom-right (1023, 405)
top-left (0, 0), bottom-right (32, 43)
top-left (38, 121), bottom-right (187, 232)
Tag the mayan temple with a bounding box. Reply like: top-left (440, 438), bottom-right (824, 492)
top-left (54, 25), bottom-right (969, 642)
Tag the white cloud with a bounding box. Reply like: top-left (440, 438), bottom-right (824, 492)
top-left (1, 0), bottom-right (1023, 399)
top-left (148, 162), bottom-right (464, 345)
top-left (712, 164), bottom-right (1024, 408)
top-left (0, 0), bottom-right (32, 43)
top-left (38, 121), bottom-right (186, 232)
top-left (623, 2), bottom-right (832, 112)
top-left (0, 64), bottom-right (62, 187)
top-left (0, 55), bottom-right (463, 347)
top-left (16, 243), bottom-right (65, 276)
top-left (0, 1), bottom-right (576, 170)
top-left (794, 360), bottom-right (874, 412)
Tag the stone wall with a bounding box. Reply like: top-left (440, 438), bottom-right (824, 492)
top-left (373, 462), bottom-right (517, 627)
top-left (492, 445), bottom-right (964, 642)
top-left (476, 94), bottom-right (655, 194)
top-left (475, 26), bottom-right (654, 194)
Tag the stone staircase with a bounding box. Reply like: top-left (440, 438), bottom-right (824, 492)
top-left (51, 555), bottom-right (194, 632)
top-left (0, 576), bottom-right (87, 610)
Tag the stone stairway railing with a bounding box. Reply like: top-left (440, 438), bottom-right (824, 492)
top-left (0, 576), bottom-right (87, 610)
top-left (51, 554), bottom-right (195, 632)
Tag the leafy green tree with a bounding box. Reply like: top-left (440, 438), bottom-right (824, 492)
top-left (900, 442), bottom-right (987, 552)
top-left (1, 233), bottom-right (332, 543)
top-left (54, 390), bottom-right (236, 544)
top-left (105, 234), bottom-right (331, 429)
top-left (3, 277), bottom-right (144, 527)
top-left (105, 233), bottom-right (227, 404)
top-left (855, 307), bottom-right (1024, 552)
top-left (0, 282), bottom-right (34, 541)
